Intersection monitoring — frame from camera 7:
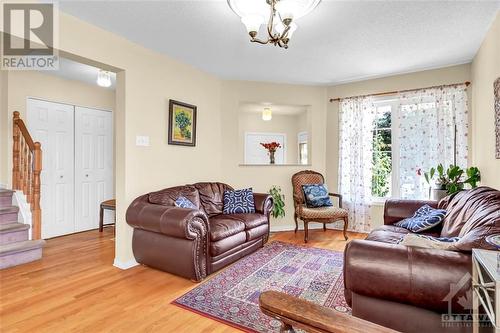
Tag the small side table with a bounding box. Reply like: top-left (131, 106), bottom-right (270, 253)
top-left (472, 248), bottom-right (499, 332)
top-left (99, 199), bottom-right (116, 232)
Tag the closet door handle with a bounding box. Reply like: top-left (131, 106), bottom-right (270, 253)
top-left (85, 174), bottom-right (89, 178)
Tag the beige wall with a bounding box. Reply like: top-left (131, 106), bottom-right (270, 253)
top-left (221, 81), bottom-right (327, 231)
top-left (238, 111), bottom-right (308, 165)
top-left (471, 12), bottom-right (500, 190)
top-left (326, 64), bottom-right (472, 228)
top-left (1, 11), bottom-right (223, 265)
top-left (1, 71), bottom-right (115, 187)
top-left (1, 6), bottom-right (498, 265)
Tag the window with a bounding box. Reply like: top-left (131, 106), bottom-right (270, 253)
top-left (371, 105), bottom-right (392, 198)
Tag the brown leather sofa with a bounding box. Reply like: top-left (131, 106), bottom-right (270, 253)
top-left (344, 186), bottom-right (500, 333)
top-left (126, 182), bottom-right (273, 281)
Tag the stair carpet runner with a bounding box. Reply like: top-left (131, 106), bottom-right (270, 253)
top-left (0, 189), bottom-right (45, 269)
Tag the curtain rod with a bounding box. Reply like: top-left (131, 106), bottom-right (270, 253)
top-left (329, 81), bottom-right (470, 103)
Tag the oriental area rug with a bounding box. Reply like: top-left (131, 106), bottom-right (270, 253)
top-left (172, 241), bottom-right (350, 332)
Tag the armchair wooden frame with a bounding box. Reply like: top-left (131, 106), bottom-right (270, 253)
top-left (259, 291), bottom-right (398, 333)
top-left (292, 170), bottom-right (348, 243)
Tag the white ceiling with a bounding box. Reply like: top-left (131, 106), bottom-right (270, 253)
top-left (240, 102), bottom-right (308, 115)
top-left (58, 0), bottom-right (500, 85)
top-left (43, 57), bottom-right (116, 89)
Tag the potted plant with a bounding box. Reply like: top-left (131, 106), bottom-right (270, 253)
top-left (422, 164), bottom-right (481, 200)
top-left (269, 186), bottom-right (285, 219)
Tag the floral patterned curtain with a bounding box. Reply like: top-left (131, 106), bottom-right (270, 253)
top-left (398, 85), bottom-right (469, 199)
top-left (338, 97), bottom-right (376, 232)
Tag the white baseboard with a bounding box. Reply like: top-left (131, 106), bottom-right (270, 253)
top-left (13, 191), bottom-right (33, 240)
top-left (113, 258), bottom-right (139, 270)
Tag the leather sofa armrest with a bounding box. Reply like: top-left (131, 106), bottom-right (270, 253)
top-left (384, 199), bottom-right (438, 225)
top-left (254, 193), bottom-right (273, 216)
top-left (344, 240), bottom-right (471, 314)
top-left (126, 194), bottom-right (209, 240)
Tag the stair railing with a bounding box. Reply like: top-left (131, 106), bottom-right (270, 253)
top-left (12, 111), bottom-right (42, 240)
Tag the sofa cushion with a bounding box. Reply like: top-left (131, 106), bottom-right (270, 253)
top-left (439, 187), bottom-right (500, 250)
top-left (246, 224), bottom-right (268, 241)
top-left (394, 205), bottom-right (446, 232)
top-left (194, 182), bottom-right (233, 217)
top-left (223, 213), bottom-right (268, 229)
top-left (209, 215), bottom-right (245, 241)
top-left (302, 184), bottom-right (333, 208)
top-left (223, 188), bottom-right (256, 214)
top-left (366, 226), bottom-right (410, 244)
top-left (210, 232), bottom-right (247, 256)
top-left (148, 185), bottom-right (200, 208)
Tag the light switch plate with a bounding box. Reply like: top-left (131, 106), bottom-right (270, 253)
top-left (136, 135), bottom-right (150, 146)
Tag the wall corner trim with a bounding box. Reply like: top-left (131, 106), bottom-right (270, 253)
top-left (113, 257), bottom-right (139, 270)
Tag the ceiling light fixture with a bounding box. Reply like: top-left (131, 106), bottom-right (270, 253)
top-left (97, 70), bottom-right (111, 87)
top-left (228, 0), bottom-right (321, 49)
top-left (262, 107), bottom-right (272, 121)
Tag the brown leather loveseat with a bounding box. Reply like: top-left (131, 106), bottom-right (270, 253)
top-left (344, 186), bottom-right (500, 333)
top-left (126, 182), bottom-right (273, 281)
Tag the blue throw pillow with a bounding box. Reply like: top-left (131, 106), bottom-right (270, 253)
top-left (174, 196), bottom-right (197, 209)
top-left (302, 184), bottom-right (333, 208)
top-left (394, 205), bottom-right (447, 232)
top-left (223, 188), bottom-right (256, 214)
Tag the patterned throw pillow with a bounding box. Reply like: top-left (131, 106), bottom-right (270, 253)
top-left (223, 188), bottom-right (256, 214)
top-left (302, 184), bottom-right (333, 208)
top-left (395, 205), bottom-right (447, 232)
top-left (174, 196), bottom-right (197, 209)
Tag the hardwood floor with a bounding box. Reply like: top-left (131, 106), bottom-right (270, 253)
top-left (0, 227), bottom-right (366, 332)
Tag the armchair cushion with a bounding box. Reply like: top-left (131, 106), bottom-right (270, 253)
top-left (394, 204), bottom-right (446, 232)
top-left (299, 205), bottom-right (347, 219)
top-left (302, 184), bottom-right (333, 208)
top-left (223, 188), bottom-right (256, 214)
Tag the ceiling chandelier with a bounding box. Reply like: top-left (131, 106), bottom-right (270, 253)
top-left (228, 0), bottom-right (321, 49)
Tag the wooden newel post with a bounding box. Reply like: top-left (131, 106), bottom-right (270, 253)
top-left (32, 142), bottom-right (42, 240)
top-left (12, 111), bottom-right (20, 190)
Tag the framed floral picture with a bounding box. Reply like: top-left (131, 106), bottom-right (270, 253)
top-left (495, 78), bottom-right (500, 159)
top-left (168, 99), bottom-right (197, 146)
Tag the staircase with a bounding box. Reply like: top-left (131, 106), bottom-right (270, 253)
top-left (0, 111), bottom-right (45, 269)
top-left (0, 189), bottom-right (45, 269)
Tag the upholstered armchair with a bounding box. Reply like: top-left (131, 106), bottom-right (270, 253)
top-left (291, 170), bottom-right (349, 242)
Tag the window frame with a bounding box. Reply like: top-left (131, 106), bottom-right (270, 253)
top-left (371, 97), bottom-right (400, 203)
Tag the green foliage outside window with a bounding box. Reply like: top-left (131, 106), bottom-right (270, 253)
top-left (371, 111), bottom-right (392, 198)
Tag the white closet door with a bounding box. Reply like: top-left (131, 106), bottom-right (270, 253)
top-left (74, 107), bottom-right (113, 232)
top-left (27, 99), bottom-right (75, 238)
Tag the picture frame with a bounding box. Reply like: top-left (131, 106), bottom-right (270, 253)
top-left (495, 77), bottom-right (500, 159)
top-left (168, 99), bottom-right (197, 147)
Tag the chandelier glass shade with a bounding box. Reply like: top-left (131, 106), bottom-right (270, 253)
top-left (262, 107), bottom-right (272, 121)
top-left (228, 0), bottom-right (321, 48)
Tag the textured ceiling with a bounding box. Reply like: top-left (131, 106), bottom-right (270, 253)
top-left (59, 0), bottom-right (500, 85)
